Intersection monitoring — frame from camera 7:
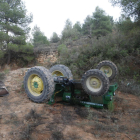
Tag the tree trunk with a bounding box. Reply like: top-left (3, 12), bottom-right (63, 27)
top-left (7, 50), bottom-right (11, 64)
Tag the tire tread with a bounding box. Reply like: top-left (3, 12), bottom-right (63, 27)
top-left (24, 66), bottom-right (55, 103)
top-left (81, 69), bottom-right (109, 96)
top-left (96, 60), bottom-right (118, 81)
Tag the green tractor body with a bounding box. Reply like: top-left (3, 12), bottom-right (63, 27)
top-left (48, 77), bottom-right (118, 109)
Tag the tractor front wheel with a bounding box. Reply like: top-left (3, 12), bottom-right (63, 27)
top-left (96, 60), bottom-right (118, 81)
top-left (81, 69), bottom-right (109, 96)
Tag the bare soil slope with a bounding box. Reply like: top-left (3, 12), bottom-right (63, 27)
top-left (0, 68), bottom-right (140, 140)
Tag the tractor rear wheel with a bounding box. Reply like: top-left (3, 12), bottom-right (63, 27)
top-left (24, 66), bottom-right (55, 103)
top-left (81, 69), bottom-right (109, 96)
top-left (50, 64), bottom-right (73, 80)
top-left (96, 60), bottom-right (118, 81)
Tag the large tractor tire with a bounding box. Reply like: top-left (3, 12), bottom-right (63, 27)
top-left (50, 64), bottom-right (73, 80)
top-left (96, 60), bottom-right (118, 81)
top-left (24, 66), bottom-right (55, 103)
top-left (81, 69), bottom-right (109, 96)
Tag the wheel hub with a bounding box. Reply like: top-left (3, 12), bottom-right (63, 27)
top-left (89, 77), bottom-right (101, 89)
top-left (104, 69), bottom-right (109, 74)
top-left (100, 66), bottom-right (112, 77)
top-left (31, 76), bottom-right (44, 94)
top-left (33, 82), bottom-right (38, 88)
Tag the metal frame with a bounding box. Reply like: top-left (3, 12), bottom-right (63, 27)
top-left (48, 76), bottom-right (118, 109)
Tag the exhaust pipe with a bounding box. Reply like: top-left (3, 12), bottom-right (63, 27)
top-left (0, 81), bottom-right (9, 97)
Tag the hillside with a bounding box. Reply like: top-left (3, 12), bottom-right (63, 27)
top-left (0, 68), bottom-right (140, 140)
top-left (1, 0), bottom-right (140, 139)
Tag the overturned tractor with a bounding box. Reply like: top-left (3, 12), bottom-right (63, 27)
top-left (24, 60), bottom-right (118, 109)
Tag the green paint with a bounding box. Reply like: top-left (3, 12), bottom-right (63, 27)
top-left (48, 82), bottom-right (118, 110)
top-left (34, 82), bottom-right (38, 88)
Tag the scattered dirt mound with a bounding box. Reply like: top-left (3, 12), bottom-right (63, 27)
top-left (0, 68), bottom-right (140, 140)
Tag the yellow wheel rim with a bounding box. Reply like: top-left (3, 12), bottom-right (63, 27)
top-left (52, 70), bottom-right (64, 77)
top-left (27, 74), bottom-right (44, 96)
top-left (100, 66), bottom-right (112, 77)
top-left (86, 76), bottom-right (102, 92)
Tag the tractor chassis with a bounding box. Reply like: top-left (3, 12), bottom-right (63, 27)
top-left (48, 76), bottom-right (118, 109)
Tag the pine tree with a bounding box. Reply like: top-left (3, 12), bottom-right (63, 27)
top-left (32, 25), bottom-right (49, 47)
top-left (61, 19), bottom-right (73, 40)
top-left (82, 15), bottom-right (93, 35)
top-left (62, 19), bottom-right (80, 41)
top-left (109, 0), bottom-right (140, 20)
top-left (73, 21), bottom-right (82, 33)
top-left (92, 7), bottom-right (112, 39)
top-left (0, 0), bottom-right (33, 63)
top-left (50, 32), bottom-right (60, 43)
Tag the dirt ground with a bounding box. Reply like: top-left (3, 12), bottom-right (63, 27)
top-left (0, 68), bottom-right (140, 140)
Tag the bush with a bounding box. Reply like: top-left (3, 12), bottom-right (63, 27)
top-left (57, 31), bottom-right (140, 83)
top-left (0, 43), bottom-right (35, 66)
top-left (57, 44), bottom-right (68, 56)
top-left (50, 32), bottom-right (60, 43)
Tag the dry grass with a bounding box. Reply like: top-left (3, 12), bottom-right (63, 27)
top-left (51, 130), bottom-right (64, 140)
top-left (18, 109), bottom-right (44, 140)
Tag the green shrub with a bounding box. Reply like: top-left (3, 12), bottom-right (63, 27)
top-left (0, 50), bottom-right (5, 59)
top-left (57, 31), bottom-right (140, 82)
top-left (0, 43), bottom-right (35, 66)
top-left (57, 44), bottom-right (68, 56)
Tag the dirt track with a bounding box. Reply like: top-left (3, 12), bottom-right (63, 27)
top-left (0, 68), bottom-right (140, 140)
